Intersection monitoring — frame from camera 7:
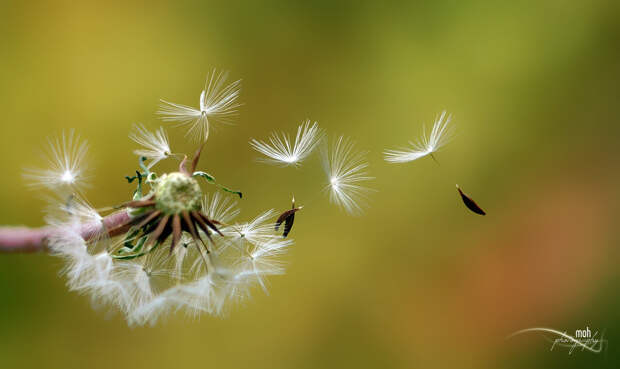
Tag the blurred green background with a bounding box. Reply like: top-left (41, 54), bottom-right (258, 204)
top-left (0, 1), bottom-right (619, 368)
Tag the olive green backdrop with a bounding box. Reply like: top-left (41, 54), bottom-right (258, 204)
top-left (0, 1), bottom-right (619, 368)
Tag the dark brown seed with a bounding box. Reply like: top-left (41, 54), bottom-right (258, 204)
top-left (275, 208), bottom-right (300, 237)
top-left (275, 209), bottom-right (297, 231)
top-left (456, 185), bottom-right (486, 216)
top-left (283, 213), bottom-right (295, 238)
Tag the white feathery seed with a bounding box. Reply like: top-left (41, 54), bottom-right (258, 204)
top-left (322, 136), bottom-right (374, 215)
top-left (129, 124), bottom-right (172, 169)
top-left (384, 110), bottom-right (454, 163)
top-left (236, 237), bottom-right (292, 293)
top-left (44, 194), bottom-right (102, 228)
top-left (23, 130), bottom-right (89, 193)
top-left (158, 69), bottom-right (242, 142)
top-left (224, 209), bottom-right (279, 246)
top-left (250, 120), bottom-right (324, 166)
top-left (202, 192), bottom-right (240, 225)
top-left (46, 197), bottom-right (292, 325)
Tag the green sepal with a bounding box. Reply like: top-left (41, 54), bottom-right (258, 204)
top-left (193, 171), bottom-right (243, 198)
top-left (122, 228), bottom-right (141, 249)
top-left (125, 157), bottom-right (150, 184)
top-left (138, 156), bottom-right (150, 175)
top-left (112, 239), bottom-right (159, 260)
top-left (193, 171), bottom-right (216, 184)
top-left (218, 185), bottom-right (243, 199)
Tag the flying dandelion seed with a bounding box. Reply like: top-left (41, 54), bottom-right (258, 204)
top-left (129, 124), bottom-right (172, 169)
top-left (456, 184), bottom-right (486, 215)
top-left (322, 136), bottom-right (374, 215)
top-left (275, 196), bottom-right (302, 238)
top-left (23, 130), bottom-right (89, 193)
top-left (158, 69), bottom-right (242, 142)
top-left (250, 120), bottom-right (324, 166)
top-left (384, 110), bottom-right (454, 163)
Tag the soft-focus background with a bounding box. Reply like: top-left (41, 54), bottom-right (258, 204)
top-left (0, 1), bottom-right (619, 368)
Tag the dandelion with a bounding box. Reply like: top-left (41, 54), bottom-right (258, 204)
top-left (158, 69), bottom-right (242, 142)
top-left (250, 120), bottom-right (324, 166)
top-left (26, 139), bottom-right (293, 326)
top-left (129, 124), bottom-right (172, 169)
top-left (322, 136), bottom-right (374, 215)
top-left (5, 72), bottom-right (302, 327)
top-left (384, 110), bottom-right (454, 163)
top-left (23, 130), bottom-right (89, 193)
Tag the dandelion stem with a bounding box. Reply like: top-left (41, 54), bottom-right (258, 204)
top-left (0, 211), bottom-right (132, 253)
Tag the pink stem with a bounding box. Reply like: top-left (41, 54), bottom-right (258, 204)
top-left (0, 211), bottom-right (132, 253)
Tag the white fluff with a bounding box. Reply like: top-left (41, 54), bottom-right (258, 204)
top-left (322, 136), bottom-right (374, 215)
top-left (46, 202), bottom-right (293, 326)
top-left (129, 124), bottom-right (172, 169)
top-left (23, 130), bottom-right (89, 194)
top-left (384, 110), bottom-right (454, 163)
top-left (158, 69), bottom-right (242, 142)
top-left (202, 192), bottom-right (240, 224)
top-left (250, 120), bottom-right (324, 166)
